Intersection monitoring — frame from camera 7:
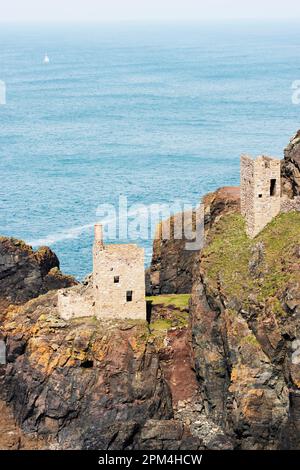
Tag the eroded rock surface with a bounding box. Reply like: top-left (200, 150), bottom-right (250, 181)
top-left (147, 187), bottom-right (240, 295)
top-left (282, 130), bottom-right (300, 197)
top-left (0, 265), bottom-right (231, 450)
top-left (0, 237), bottom-right (76, 316)
top-left (190, 212), bottom-right (300, 449)
top-left (1, 131), bottom-right (300, 450)
top-left (0, 399), bottom-right (46, 450)
top-left (1, 294), bottom-right (227, 450)
top-left (1, 293), bottom-right (173, 449)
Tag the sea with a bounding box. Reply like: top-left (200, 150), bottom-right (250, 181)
top-left (0, 21), bottom-right (300, 279)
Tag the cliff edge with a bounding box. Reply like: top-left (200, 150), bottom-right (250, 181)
top-left (1, 131), bottom-right (300, 450)
top-left (191, 211), bottom-right (300, 449)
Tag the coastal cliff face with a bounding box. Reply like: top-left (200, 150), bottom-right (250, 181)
top-left (0, 237), bottom-right (76, 317)
top-left (1, 293), bottom-right (173, 449)
top-left (145, 131), bottom-right (300, 449)
top-left (1, 132), bottom-right (300, 450)
top-left (0, 238), bottom-right (234, 450)
top-left (3, 209), bottom-right (299, 449)
top-left (0, 238), bottom-right (206, 450)
top-left (147, 187), bottom-right (240, 295)
top-left (282, 130), bottom-right (300, 197)
top-left (191, 212), bottom-right (300, 449)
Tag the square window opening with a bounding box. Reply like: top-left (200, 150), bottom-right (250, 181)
top-left (126, 291), bottom-right (133, 302)
top-left (114, 276), bottom-right (120, 284)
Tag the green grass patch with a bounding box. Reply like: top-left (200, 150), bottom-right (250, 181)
top-left (239, 334), bottom-right (259, 347)
top-left (150, 319), bottom-right (173, 331)
top-left (146, 294), bottom-right (190, 310)
top-left (202, 211), bottom-right (300, 313)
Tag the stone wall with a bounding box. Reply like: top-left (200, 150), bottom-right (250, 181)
top-left (57, 284), bottom-right (94, 321)
top-left (241, 155), bottom-right (281, 238)
top-left (57, 223), bottom-right (146, 321)
top-left (281, 196), bottom-right (300, 213)
top-left (93, 243), bottom-right (146, 320)
top-left (240, 156), bottom-right (255, 234)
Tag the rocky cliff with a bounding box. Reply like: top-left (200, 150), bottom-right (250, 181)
top-left (1, 238), bottom-right (231, 450)
top-left (1, 293), bottom-right (173, 449)
top-left (282, 130), bottom-right (300, 197)
top-left (190, 211), bottom-right (300, 449)
top-left (3, 206), bottom-right (298, 449)
top-left (147, 187), bottom-right (240, 295)
top-left (4, 206), bottom-right (297, 449)
top-left (147, 132), bottom-right (300, 449)
top-left (1, 131), bottom-right (300, 450)
top-left (0, 237), bottom-right (76, 317)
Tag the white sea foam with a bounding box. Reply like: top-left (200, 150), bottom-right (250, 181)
top-left (27, 210), bottom-right (145, 247)
top-left (28, 199), bottom-right (190, 249)
top-left (28, 211), bottom-right (141, 248)
top-left (28, 223), bottom-right (94, 247)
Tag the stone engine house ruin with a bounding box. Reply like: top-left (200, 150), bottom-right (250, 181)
top-left (58, 224), bottom-right (146, 321)
top-left (58, 153), bottom-right (299, 322)
top-left (93, 224), bottom-right (146, 320)
top-left (241, 155), bottom-right (281, 238)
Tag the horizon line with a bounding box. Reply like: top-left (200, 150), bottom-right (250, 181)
top-left (1, 18), bottom-right (300, 24)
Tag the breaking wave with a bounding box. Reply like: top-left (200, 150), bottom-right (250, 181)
top-left (28, 223), bottom-right (94, 247)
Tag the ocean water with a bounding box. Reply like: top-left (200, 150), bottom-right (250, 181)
top-left (1, 21), bottom-right (300, 279)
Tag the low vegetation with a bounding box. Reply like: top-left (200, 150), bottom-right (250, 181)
top-left (202, 211), bottom-right (300, 310)
top-left (146, 294), bottom-right (190, 346)
top-left (146, 294), bottom-right (190, 310)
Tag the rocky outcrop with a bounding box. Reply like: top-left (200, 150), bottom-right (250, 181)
top-left (0, 237), bottom-right (77, 316)
top-left (146, 211), bottom-right (198, 295)
top-left (2, 130), bottom-right (300, 451)
top-left (2, 203), bottom-right (298, 449)
top-left (190, 211), bottom-right (300, 449)
top-left (0, 292), bottom-right (173, 449)
top-left (202, 186), bottom-right (240, 229)
top-left (0, 399), bottom-right (45, 450)
top-left (147, 187), bottom-right (240, 295)
top-left (0, 233), bottom-right (221, 450)
top-left (0, 272), bottom-right (233, 450)
top-left (282, 130), bottom-right (300, 197)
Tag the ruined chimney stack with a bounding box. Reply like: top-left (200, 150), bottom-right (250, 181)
top-left (94, 224), bottom-right (104, 248)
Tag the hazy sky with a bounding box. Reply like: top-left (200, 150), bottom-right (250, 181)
top-left (1, 0), bottom-right (300, 22)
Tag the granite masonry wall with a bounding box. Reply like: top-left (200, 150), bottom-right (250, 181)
top-left (93, 242), bottom-right (146, 320)
top-left (241, 155), bottom-right (281, 238)
top-left (58, 225), bottom-right (146, 321)
top-left (281, 195), bottom-right (300, 213)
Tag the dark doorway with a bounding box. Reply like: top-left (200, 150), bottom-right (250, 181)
top-left (146, 300), bottom-right (153, 323)
top-left (270, 179), bottom-right (276, 196)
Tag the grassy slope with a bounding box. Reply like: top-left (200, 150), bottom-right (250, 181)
top-left (202, 211), bottom-right (300, 311)
top-left (146, 294), bottom-right (190, 310)
top-left (146, 294), bottom-right (191, 339)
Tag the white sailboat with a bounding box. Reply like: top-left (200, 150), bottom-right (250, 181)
top-left (43, 53), bottom-right (50, 64)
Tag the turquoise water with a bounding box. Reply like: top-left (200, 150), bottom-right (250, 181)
top-left (1, 21), bottom-right (300, 279)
